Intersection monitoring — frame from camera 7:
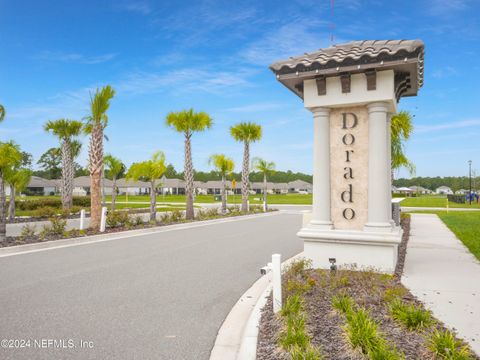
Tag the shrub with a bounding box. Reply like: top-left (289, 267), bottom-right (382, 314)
top-left (20, 224), bottom-right (36, 239)
top-left (227, 205), bottom-right (241, 215)
top-left (285, 258), bottom-right (312, 278)
top-left (286, 279), bottom-right (314, 296)
top-left (160, 213), bottom-right (171, 224)
top-left (389, 299), bottom-right (432, 330)
top-left (428, 329), bottom-right (472, 360)
top-left (170, 209), bottom-right (184, 222)
top-left (278, 314), bottom-right (310, 351)
top-left (133, 216), bottom-right (144, 226)
top-left (205, 207), bottom-right (219, 218)
top-left (280, 294), bottom-right (304, 318)
top-left (345, 308), bottom-right (380, 354)
top-left (106, 211), bottom-right (131, 228)
top-left (249, 204), bottom-right (263, 213)
top-left (383, 285), bottom-right (408, 303)
top-left (49, 217), bottom-right (67, 235)
top-left (33, 206), bottom-right (57, 218)
top-left (332, 293), bottom-right (355, 315)
top-left (17, 198), bottom-right (61, 211)
top-left (72, 197), bottom-right (91, 207)
top-left (288, 344), bottom-right (323, 360)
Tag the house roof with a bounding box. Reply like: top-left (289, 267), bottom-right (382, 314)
top-left (270, 40), bottom-right (425, 99)
top-left (73, 176), bottom-right (114, 188)
top-left (287, 180), bottom-right (312, 189)
top-left (160, 176), bottom-right (185, 188)
top-left (116, 178), bottom-right (150, 188)
top-left (436, 186), bottom-right (452, 190)
top-left (27, 176), bottom-right (57, 188)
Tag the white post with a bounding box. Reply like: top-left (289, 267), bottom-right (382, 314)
top-left (79, 209), bottom-right (85, 230)
top-left (272, 253), bottom-right (282, 314)
top-left (309, 107), bottom-right (333, 229)
top-left (365, 102), bottom-right (392, 231)
top-left (247, 200), bottom-right (250, 212)
top-left (100, 207), bottom-right (107, 233)
top-left (263, 201), bottom-right (267, 212)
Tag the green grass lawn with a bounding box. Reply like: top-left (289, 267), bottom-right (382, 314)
top-left (434, 211), bottom-right (480, 261)
top-left (400, 195), bottom-right (480, 209)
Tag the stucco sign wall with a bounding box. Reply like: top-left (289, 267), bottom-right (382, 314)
top-left (330, 106), bottom-right (368, 230)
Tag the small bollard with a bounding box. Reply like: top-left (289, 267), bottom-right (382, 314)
top-left (263, 200), bottom-right (267, 212)
top-left (272, 253), bottom-right (282, 314)
top-left (79, 209), bottom-right (86, 230)
top-left (100, 207), bottom-right (107, 232)
top-left (247, 200), bottom-right (250, 212)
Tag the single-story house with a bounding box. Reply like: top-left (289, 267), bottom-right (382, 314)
top-left (455, 189), bottom-right (469, 195)
top-left (272, 183), bottom-right (289, 194)
top-left (435, 186), bottom-right (453, 195)
top-left (251, 182), bottom-right (276, 194)
top-left (27, 176), bottom-right (57, 196)
top-left (396, 187), bottom-right (413, 195)
top-left (409, 185), bottom-right (432, 194)
top-left (71, 176), bottom-right (114, 196)
top-left (6, 176), bottom-right (57, 196)
top-left (159, 176), bottom-right (186, 195)
top-left (287, 180), bottom-right (312, 193)
top-left (116, 178), bottom-right (151, 195)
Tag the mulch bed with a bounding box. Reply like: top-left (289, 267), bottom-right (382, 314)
top-left (257, 217), bottom-right (479, 360)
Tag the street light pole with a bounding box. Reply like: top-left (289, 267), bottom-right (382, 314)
top-left (469, 160), bottom-right (472, 205)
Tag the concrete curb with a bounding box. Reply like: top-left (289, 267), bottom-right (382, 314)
top-left (0, 212), bottom-right (281, 258)
top-left (210, 253), bottom-right (304, 360)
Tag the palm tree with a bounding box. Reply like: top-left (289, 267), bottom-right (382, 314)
top-left (209, 154), bottom-right (234, 214)
top-left (166, 109), bottom-right (212, 220)
top-left (104, 154), bottom-right (125, 211)
top-left (252, 157), bottom-right (275, 211)
top-left (0, 142), bottom-right (22, 241)
top-left (126, 151), bottom-right (166, 222)
top-left (44, 119), bottom-right (83, 209)
top-left (391, 111), bottom-right (415, 179)
top-left (5, 168), bottom-right (32, 221)
top-left (84, 85), bottom-right (115, 230)
top-left (230, 122), bottom-right (262, 212)
top-left (0, 104), bottom-right (5, 123)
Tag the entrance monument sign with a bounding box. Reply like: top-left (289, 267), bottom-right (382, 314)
top-left (270, 40), bottom-right (424, 272)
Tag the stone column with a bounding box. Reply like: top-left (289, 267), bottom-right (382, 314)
top-left (309, 107), bottom-right (333, 229)
top-left (365, 102), bottom-right (392, 231)
top-left (387, 112), bottom-right (394, 226)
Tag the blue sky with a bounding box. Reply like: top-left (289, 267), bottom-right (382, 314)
top-left (0, 0), bottom-right (479, 178)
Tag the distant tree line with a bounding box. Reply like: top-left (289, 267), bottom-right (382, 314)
top-left (394, 176), bottom-right (479, 192)
top-left (32, 155), bottom-right (313, 184)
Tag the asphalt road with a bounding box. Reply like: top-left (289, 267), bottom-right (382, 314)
top-left (0, 212), bottom-right (302, 360)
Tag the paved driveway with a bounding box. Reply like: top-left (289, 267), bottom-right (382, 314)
top-left (0, 212), bottom-right (302, 359)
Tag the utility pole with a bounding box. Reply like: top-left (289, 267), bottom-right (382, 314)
top-left (468, 160), bottom-right (472, 205)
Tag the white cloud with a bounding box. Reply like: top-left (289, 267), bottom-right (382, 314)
top-left (416, 119), bottom-right (480, 133)
top-left (432, 66), bottom-right (458, 79)
top-left (37, 51), bottom-right (117, 64)
top-left (427, 0), bottom-right (469, 16)
top-left (223, 102), bottom-right (285, 113)
top-left (241, 21), bottom-right (331, 65)
top-left (116, 1), bottom-right (152, 15)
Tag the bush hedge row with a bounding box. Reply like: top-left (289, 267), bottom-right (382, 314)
top-left (15, 197), bottom-right (91, 210)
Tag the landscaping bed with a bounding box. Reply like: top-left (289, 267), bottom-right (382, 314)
top-left (257, 216), bottom-right (478, 360)
top-left (0, 205), bottom-right (274, 248)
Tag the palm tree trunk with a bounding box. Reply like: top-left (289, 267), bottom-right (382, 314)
top-left (184, 135), bottom-right (194, 220)
top-left (150, 180), bottom-right (156, 222)
top-left (111, 176), bottom-right (117, 211)
top-left (221, 174), bottom-right (226, 214)
top-left (263, 174), bottom-right (268, 211)
top-left (61, 139), bottom-right (73, 209)
top-left (241, 141), bottom-right (250, 212)
top-left (89, 124), bottom-right (104, 230)
top-left (8, 185), bottom-right (15, 221)
top-left (0, 172), bottom-right (6, 242)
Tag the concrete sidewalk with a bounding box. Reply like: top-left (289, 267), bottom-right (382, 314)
top-left (402, 214), bottom-right (480, 355)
